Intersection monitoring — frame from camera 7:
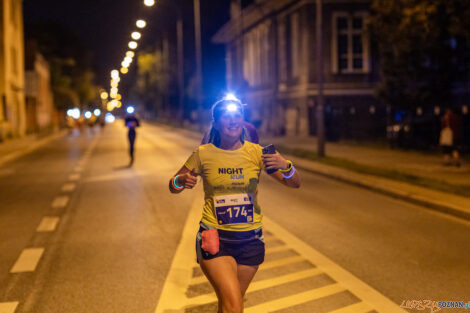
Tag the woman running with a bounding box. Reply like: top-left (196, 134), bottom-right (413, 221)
top-left (169, 97), bottom-right (300, 313)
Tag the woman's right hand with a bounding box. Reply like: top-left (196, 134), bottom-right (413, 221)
top-left (177, 169), bottom-right (198, 189)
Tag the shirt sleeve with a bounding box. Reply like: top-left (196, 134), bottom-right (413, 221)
top-left (183, 147), bottom-right (202, 174)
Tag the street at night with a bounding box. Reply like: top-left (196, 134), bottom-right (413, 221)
top-left (1, 0), bottom-right (470, 312)
top-left (0, 124), bottom-right (469, 312)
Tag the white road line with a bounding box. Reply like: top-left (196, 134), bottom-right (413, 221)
top-left (329, 301), bottom-right (372, 313)
top-left (189, 255), bottom-right (306, 285)
top-left (0, 302), bottom-right (19, 313)
top-left (265, 244), bottom-right (290, 254)
top-left (263, 216), bottom-right (409, 313)
top-left (10, 248), bottom-right (44, 273)
top-left (244, 284), bottom-right (345, 313)
top-left (154, 187), bottom-right (204, 313)
top-left (187, 268), bottom-right (323, 306)
top-left (156, 192), bottom-right (408, 313)
top-left (36, 217), bottom-right (60, 232)
top-left (61, 183), bottom-right (76, 192)
top-left (260, 255), bottom-right (305, 270)
top-left (51, 196), bottom-right (69, 209)
top-left (68, 173), bottom-right (80, 181)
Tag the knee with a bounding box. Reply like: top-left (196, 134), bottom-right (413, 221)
top-left (221, 294), bottom-right (243, 313)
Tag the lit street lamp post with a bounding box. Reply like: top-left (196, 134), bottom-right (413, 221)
top-left (193, 0), bottom-right (203, 127)
top-left (316, 0), bottom-right (325, 157)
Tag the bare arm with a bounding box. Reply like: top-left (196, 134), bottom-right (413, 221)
top-left (262, 152), bottom-right (300, 188)
top-left (169, 165), bottom-right (198, 193)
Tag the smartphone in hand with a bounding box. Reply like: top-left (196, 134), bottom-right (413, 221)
top-left (262, 144), bottom-right (277, 174)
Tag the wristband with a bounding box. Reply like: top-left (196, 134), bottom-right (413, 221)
top-left (172, 175), bottom-right (184, 190)
top-left (281, 165), bottom-right (295, 179)
top-left (279, 160), bottom-right (293, 173)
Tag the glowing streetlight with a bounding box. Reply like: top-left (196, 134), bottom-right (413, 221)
top-left (110, 87), bottom-right (118, 95)
top-left (144, 0), bottom-right (155, 7)
top-left (131, 32), bottom-right (141, 40)
top-left (84, 111), bottom-right (92, 119)
top-left (128, 41), bottom-right (138, 49)
top-left (116, 94), bottom-right (122, 101)
top-left (124, 56), bottom-right (133, 64)
top-left (121, 61), bottom-right (130, 68)
top-left (126, 106), bottom-right (135, 114)
top-left (126, 51), bottom-right (135, 58)
top-left (111, 81), bottom-right (118, 88)
top-left (94, 109), bottom-right (101, 116)
top-left (105, 113), bottom-right (115, 123)
top-left (136, 20), bottom-right (147, 28)
top-left (100, 91), bottom-right (108, 100)
top-left (111, 70), bottom-right (119, 79)
top-left (120, 67), bottom-right (129, 74)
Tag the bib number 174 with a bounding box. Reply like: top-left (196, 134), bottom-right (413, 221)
top-left (216, 205), bottom-right (254, 225)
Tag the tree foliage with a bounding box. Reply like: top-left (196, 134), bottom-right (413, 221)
top-left (25, 22), bottom-right (98, 110)
top-left (369, 0), bottom-right (470, 111)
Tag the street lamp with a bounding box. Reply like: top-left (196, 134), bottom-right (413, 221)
top-left (126, 51), bottom-right (135, 58)
top-left (124, 56), bottom-right (133, 64)
top-left (144, 0), bottom-right (155, 7)
top-left (316, 0), bottom-right (325, 157)
top-left (136, 20), bottom-right (147, 28)
top-left (111, 70), bottom-right (119, 79)
top-left (128, 41), bottom-right (138, 49)
top-left (131, 32), bottom-right (141, 40)
top-left (120, 67), bottom-right (129, 74)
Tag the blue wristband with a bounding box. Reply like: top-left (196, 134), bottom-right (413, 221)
top-left (173, 175), bottom-right (184, 189)
top-left (281, 166), bottom-right (295, 179)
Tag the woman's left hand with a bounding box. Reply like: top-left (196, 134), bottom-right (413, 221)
top-left (262, 151), bottom-right (290, 172)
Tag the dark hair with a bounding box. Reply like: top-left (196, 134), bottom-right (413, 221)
top-left (207, 98), bottom-right (246, 146)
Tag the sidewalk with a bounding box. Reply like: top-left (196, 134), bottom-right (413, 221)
top-left (263, 136), bottom-right (470, 221)
top-left (0, 130), bottom-right (67, 167)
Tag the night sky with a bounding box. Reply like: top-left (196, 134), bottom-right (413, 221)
top-left (23, 0), bottom-right (230, 96)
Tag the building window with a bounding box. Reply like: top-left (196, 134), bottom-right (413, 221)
top-left (11, 47), bottom-right (18, 75)
top-left (332, 12), bottom-right (370, 74)
top-left (290, 12), bottom-right (300, 78)
top-left (243, 21), bottom-right (270, 87)
top-left (2, 95), bottom-right (8, 121)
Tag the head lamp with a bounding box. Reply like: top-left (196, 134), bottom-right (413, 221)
top-left (225, 103), bottom-right (239, 113)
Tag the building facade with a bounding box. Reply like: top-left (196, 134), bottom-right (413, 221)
top-left (0, 0), bottom-right (25, 140)
top-left (213, 0), bottom-right (382, 140)
top-left (25, 41), bottom-right (56, 133)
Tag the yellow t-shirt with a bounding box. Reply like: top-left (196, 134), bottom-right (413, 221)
top-left (184, 141), bottom-right (264, 231)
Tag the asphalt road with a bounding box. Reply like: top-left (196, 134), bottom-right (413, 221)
top-left (0, 122), bottom-right (468, 313)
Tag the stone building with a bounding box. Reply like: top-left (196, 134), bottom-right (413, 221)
top-left (25, 41), bottom-right (56, 133)
top-left (213, 0), bottom-right (382, 140)
top-left (0, 0), bottom-right (25, 140)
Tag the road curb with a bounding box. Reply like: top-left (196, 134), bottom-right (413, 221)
top-left (289, 155), bottom-right (470, 222)
top-left (0, 130), bottom-right (68, 167)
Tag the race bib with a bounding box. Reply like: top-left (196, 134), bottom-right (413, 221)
top-left (214, 194), bottom-right (254, 225)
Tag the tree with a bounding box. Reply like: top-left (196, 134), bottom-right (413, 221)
top-left (25, 22), bottom-right (99, 110)
top-left (369, 0), bottom-right (470, 112)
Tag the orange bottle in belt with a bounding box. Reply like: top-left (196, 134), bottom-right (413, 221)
top-left (201, 229), bottom-right (219, 255)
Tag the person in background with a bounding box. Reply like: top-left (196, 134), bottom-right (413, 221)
top-left (125, 109), bottom-right (140, 166)
top-left (440, 107), bottom-right (461, 167)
